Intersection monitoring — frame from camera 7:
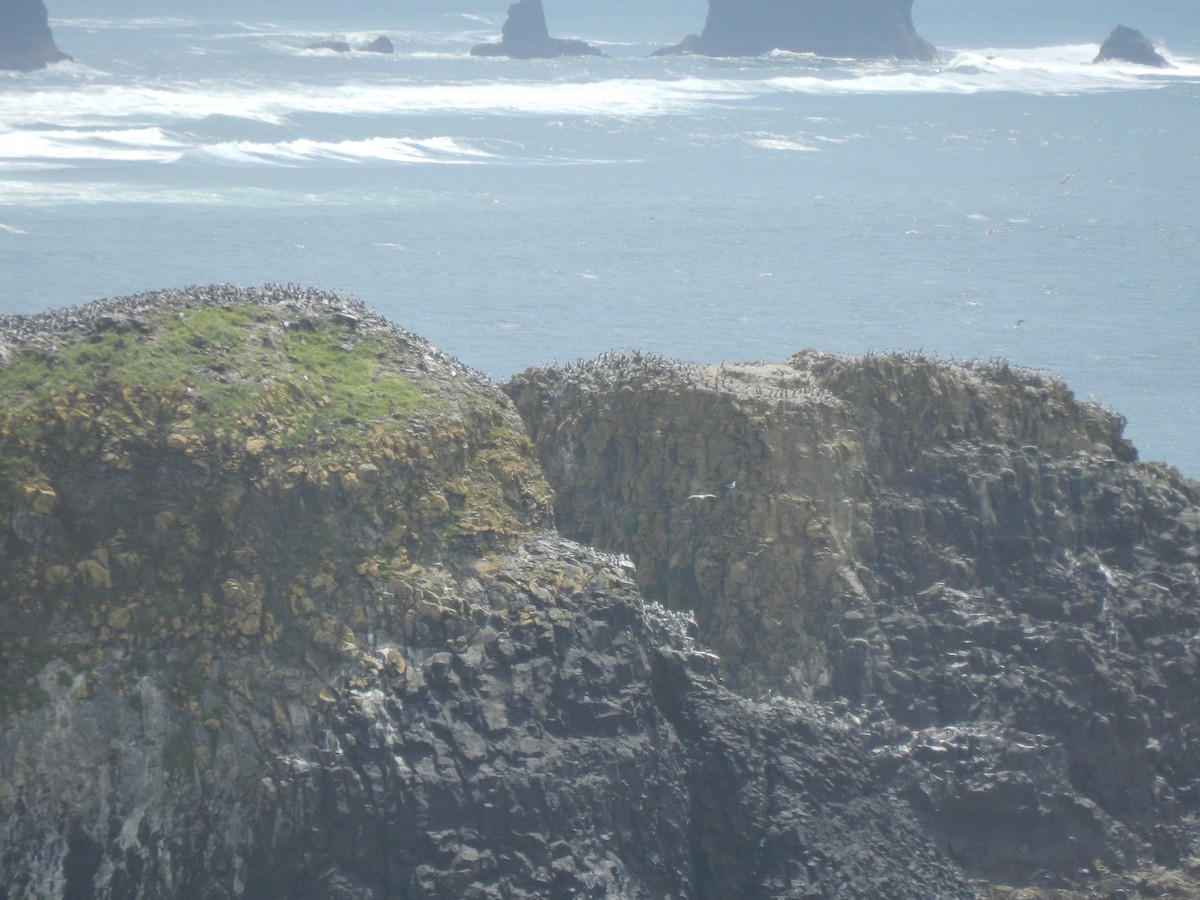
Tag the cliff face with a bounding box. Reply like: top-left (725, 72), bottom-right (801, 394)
top-left (0, 0), bottom-right (70, 72)
top-left (5, 289), bottom-right (1200, 896)
top-left (506, 351), bottom-right (1200, 887)
top-left (657, 0), bottom-right (936, 60)
top-left (0, 289), bottom-right (968, 897)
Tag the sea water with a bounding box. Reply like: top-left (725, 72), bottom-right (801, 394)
top-left (1, 0), bottom-right (1198, 476)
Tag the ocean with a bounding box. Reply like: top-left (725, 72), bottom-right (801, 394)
top-left (2, 0), bottom-right (1198, 476)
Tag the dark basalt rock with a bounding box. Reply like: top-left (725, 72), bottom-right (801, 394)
top-left (0, 288), bottom-right (968, 898)
top-left (471, 0), bottom-right (603, 60)
top-left (0, 0), bottom-right (70, 72)
top-left (655, 0), bottom-right (936, 60)
top-left (6, 288), bottom-right (1200, 897)
top-left (507, 350), bottom-right (1200, 890)
top-left (1094, 25), bottom-right (1171, 68)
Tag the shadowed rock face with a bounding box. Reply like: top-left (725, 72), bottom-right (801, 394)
top-left (1094, 25), bottom-right (1171, 67)
top-left (471, 0), bottom-right (603, 59)
top-left (656, 0), bottom-right (936, 60)
top-left (0, 0), bottom-right (70, 72)
top-left (507, 350), bottom-right (1200, 888)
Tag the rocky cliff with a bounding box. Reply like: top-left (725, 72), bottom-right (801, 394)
top-left (0, 288), bottom-right (971, 897)
top-left (0, 0), bottom-right (70, 72)
top-left (507, 351), bottom-right (1200, 891)
top-left (656, 0), bottom-right (936, 61)
top-left (4, 290), bottom-right (1199, 897)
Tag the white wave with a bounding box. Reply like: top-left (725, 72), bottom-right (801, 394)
top-left (196, 135), bottom-right (496, 166)
top-left (1, 45), bottom-right (1193, 140)
top-left (0, 180), bottom-right (292, 207)
top-left (0, 75), bottom-right (758, 130)
top-left (747, 134), bottom-right (818, 152)
top-left (55, 16), bottom-right (201, 29)
top-left (930, 44), bottom-right (1200, 91)
top-left (0, 223), bottom-right (29, 234)
top-left (0, 127), bottom-right (186, 164)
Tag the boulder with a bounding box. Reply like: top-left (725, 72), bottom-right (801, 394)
top-left (305, 37), bottom-right (395, 54)
top-left (360, 35), bottom-right (394, 54)
top-left (655, 0), bottom-right (936, 60)
top-left (471, 0), bottom-right (603, 59)
top-left (0, 0), bottom-right (70, 72)
top-left (1094, 25), bottom-right (1171, 68)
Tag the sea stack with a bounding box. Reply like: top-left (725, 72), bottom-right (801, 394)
top-left (0, 0), bottom-right (71, 72)
top-left (656, 0), bottom-right (936, 60)
top-left (1094, 25), bottom-right (1171, 67)
top-left (471, 0), bottom-right (603, 59)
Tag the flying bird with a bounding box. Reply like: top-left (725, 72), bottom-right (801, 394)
top-left (1060, 169), bottom-right (1080, 184)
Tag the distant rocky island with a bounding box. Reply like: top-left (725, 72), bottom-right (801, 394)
top-left (657, 0), bottom-right (936, 60)
top-left (0, 0), bottom-right (70, 72)
top-left (2, 286), bottom-right (1199, 898)
top-left (471, 0), bottom-right (603, 60)
top-left (1094, 25), bottom-right (1171, 68)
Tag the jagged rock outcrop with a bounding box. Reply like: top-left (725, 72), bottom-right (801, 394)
top-left (305, 36), bottom-right (394, 55)
top-left (0, 289), bottom-right (970, 897)
top-left (0, 0), bottom-right (70, 72)
top-left (655, 0), bottom-right (936, 60)
top-left (471, 0), bottom-right (603, 60)
top-left (1094, 25), bottom-right (1171, 68)
top-left (507, 350), bottom-right (1200, 891)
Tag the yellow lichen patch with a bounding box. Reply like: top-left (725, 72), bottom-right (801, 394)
top-left (43, 565), bottom-right (72, 587)
top-left (219, 578), bottom-right (264, 637)
top-left (384, 648), bottom-right (407, 676)
top-left (23, 485), bottom-right (57, 516)
top-left (76, 557), bottom-right (112, 590)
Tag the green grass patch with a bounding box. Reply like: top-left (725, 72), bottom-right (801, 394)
top-left (0, 304), bottom-right (429, 482)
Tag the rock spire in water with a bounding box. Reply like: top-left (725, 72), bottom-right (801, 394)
top-left (0, 0), bottom-right (70, 72)
top-left (471, 0), bottom-right (603, 59)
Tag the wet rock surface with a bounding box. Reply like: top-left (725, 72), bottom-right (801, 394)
top-left (655, 0), bottom-right (936, 60)
top-left (0, 0), bottom-right (70, 72)
top-left (507, 350), bottom-right (1200, 890)
top-left (470, 0), bottom-right (603, 60)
